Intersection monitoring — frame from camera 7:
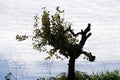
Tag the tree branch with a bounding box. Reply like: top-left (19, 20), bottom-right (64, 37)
top-left (86, 33), bottom-right (92, 39)
top-left (79, 23), bottom-right (92, 48)
top-left (82, 51), bottom-right (95, 62)
top-left (65, 25), bottom-right (82, 37)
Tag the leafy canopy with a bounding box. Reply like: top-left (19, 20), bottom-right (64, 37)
top-left (16, 7), bottom-right (95, 61)
top-left (33, 7), bottom-right (79, 59)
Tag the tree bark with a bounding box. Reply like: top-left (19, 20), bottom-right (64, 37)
top-left (68, 57), bottom-right (75, 80)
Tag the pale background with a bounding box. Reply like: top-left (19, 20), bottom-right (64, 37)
top-left (0, 0), bottom-right (120, 80)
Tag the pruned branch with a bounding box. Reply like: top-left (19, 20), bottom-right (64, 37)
top-left (79, 23), bottom-right (92, 48)
top-left (84, 23), bottom-right (91, 34)
top-left (82, 51), bottom-right (95, 62)
top-left (86, 33), bottom-right (92, 39)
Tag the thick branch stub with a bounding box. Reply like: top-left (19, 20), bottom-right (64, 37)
top-left (86, 33), bottom-right (92, 39)
top-left (82, 51), bottom-right (95, 62)
top-left (84, 23), bottom-right (91, 33)
top-left (79, 23), bottom-right (92, 48)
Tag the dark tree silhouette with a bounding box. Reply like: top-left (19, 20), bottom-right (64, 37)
top-left (16, 7), bottom-right (95, 80)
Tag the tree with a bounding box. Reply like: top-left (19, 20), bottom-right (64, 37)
top-left (16, 7), bottom-right (95, 80)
